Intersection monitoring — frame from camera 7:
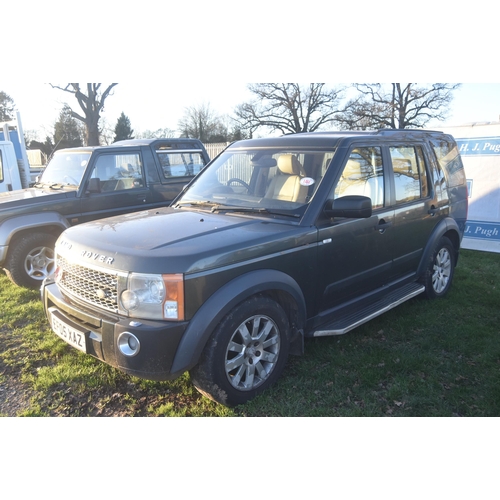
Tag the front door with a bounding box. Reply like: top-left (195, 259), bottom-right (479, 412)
top-left (316, 146), bottom-right (395, 311)
top-left (77, 151), bottom-right (153, 225)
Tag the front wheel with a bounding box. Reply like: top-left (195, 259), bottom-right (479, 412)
top-left (5, 232), bottom-right (57, 288)
top-left (190, 295), bottom-right (290, 406)
top-left (421, 236), bottom-right (455, 299)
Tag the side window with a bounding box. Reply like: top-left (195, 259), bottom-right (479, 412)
top-left (334, 147), bottom-right (384, 209)
top-left (430, 139), bottom-right (466, 188)
top-left (158, 151), bottom-right (206, 179)
top-left (0, 150), bottom-right (4, 182)
top-left (93, 153), bottom-right (144, 192)
top-left (390, 146), bottom-right (428, 204)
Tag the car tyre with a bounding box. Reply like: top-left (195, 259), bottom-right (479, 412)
top-left (421, 236), bottom-right (455, 299)
top-left (190, 295), bottom-right (290, 406)
top-left (5, 232), bottom-right (57, 288)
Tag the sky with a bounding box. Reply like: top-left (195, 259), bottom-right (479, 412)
top-left (3, 83), bottom-right (500, 142)
top-left (3, 0), bottom-right (499, 140)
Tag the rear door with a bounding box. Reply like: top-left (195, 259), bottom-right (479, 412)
top-left (387, 143), bottom-right (439, 279)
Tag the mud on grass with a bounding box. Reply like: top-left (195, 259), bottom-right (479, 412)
top-left (0, 272), bottom-right (233, 417)
top-left (1, 339), bottom-right (235, 417)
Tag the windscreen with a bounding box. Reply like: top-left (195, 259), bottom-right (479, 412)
top-left (40, 151), bottom-right (92, 186)
top-left (177, 148), bottom-right (336, 216)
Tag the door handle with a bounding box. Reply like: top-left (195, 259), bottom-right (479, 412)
top-left (428, 206), bottom-right (440, 216)
top-left (377, 219), bottom-right (392, 234)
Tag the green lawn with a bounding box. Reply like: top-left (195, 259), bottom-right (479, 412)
top-left (1, 249), bottom-right (499, 417)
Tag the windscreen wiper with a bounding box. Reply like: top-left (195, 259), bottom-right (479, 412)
top-left (210, 205), bottom-right (301, 218)
top-left (174, 201), bottom-right (219, 209)
top-left (175, 201), bottom-right (301, 218)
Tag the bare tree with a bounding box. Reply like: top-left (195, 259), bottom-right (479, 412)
top-left (49, 83), bottom-right (118, 145)
top-left (234, 83), bottom-right (345, 135)
top-left (337, 83), bottom-right (461, 130)
top-left (178, 102), bottom-right (229, 143)
top-left (138, 128), bottom-right (176, 139)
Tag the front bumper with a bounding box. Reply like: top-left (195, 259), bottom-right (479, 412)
top-left (42, 280), bottom-right (190, 381)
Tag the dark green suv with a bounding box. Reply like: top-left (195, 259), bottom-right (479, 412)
top-left (0, 138), bottom-right (209, 288)
top-left (42, 130), bottom-right (468, 406)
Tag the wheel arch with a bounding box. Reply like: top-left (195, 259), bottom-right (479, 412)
top-left (0, 213), bottom-right (70, 265)
top-left (170, 269), bottom-right (307, 377)
top-left (416, 217), bottom-right (461, 279)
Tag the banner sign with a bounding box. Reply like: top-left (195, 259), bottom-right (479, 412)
top-left (456, 137), bottom-right (500, 156)
top-left (464, 221), bottom-right (500, 241)
top-left (435, 124), bottom-right (500, 253)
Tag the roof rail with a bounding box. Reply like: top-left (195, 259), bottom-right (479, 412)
top-left (376, 128), bottom-right (444, 135)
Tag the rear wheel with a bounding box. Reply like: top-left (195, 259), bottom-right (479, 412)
top-left (421, 236), bottom-right (455, 299)
top-left (190, 295), bottom-right (290, 406)
top-left (5, 232), bottom-right (57, 288)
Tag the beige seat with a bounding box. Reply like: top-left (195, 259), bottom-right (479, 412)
top-left (336, 159), bottom-right (383, 209)
top-left (336, 160), bottom-right (365, 197)
top-left (265, 154), bottom-right (307, 203)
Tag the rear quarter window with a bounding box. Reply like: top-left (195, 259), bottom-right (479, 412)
top-left (430, 138), bottom-right (466, 188)
top-left (157, 151), bottom-right (206, 179)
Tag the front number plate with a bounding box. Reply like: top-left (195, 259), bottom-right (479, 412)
top-left (49, 308), bottom-right (88, 353)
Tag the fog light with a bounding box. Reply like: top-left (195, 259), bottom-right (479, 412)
top-left (117, 332), bottom-right (141, 357)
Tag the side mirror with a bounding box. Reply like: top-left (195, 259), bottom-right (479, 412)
top-left (324, 195), bottom-right (372, 219)
top-left (87, 177), bottom-right (101, 194)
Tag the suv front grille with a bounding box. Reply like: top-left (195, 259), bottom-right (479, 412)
top-left (57, 255), bottom-right (123, 313)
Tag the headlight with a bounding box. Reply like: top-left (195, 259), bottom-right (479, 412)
top-left (119, 273), bottom-right (184, 321)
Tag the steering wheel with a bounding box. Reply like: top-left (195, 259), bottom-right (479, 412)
top-left (226, 178), bottom-right (250, 191)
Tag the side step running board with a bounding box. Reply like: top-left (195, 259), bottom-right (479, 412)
top-left (313, 283), bottom-right (425, 337)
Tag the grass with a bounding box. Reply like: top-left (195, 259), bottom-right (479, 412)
top-left (1, 249), bottom-right (499, 417)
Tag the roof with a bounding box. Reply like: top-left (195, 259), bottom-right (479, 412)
top-left (51, 138), bottom-right (205, 155)
top-left (113, 138), bottom-right (204, 148)
top-left (230, 129), bottom-right (448, 149)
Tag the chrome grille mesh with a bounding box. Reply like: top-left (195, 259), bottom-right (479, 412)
top-left (57, 255), bottom-right (122, 313)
